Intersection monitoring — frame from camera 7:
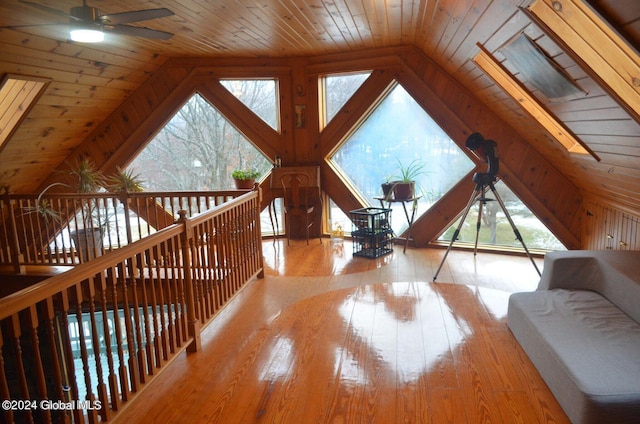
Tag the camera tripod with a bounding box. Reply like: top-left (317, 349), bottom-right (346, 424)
top-left (433, 176), bottom-right (541, 281)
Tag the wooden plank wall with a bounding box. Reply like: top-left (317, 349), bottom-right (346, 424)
top-left (43, 46), bottom-right (585, 249)
top-left (452, 6), bottom-right (640, 218)
top-left (3, 0), bottom-right (640, 254)
top-left (582, 198), bottom-right (640, 250)
top-left (0, 22), bottom-right (168, 193)
top-left (35, 63), bottom-right (197, 188)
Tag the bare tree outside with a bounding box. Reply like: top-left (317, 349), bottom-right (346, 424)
top-left (129, 81), bottom-right (275, 191)
top-left (220, 79), bottom-right (279, 131)
top-left (323, 72), bottom-right (370, 124)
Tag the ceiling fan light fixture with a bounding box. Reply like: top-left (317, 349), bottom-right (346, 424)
top-left (19, 2), bottom-right (174, 42)
top-left (69, 26), bottom-right (104, 42)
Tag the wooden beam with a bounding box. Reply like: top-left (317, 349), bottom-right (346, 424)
top-left (197, 79), bottom-right (281, 161)
top-left (319, 69), bottom-right (396, 158)
top-left (472, 43), bottom-right (599, 160)
top-left (525, 0), bottom-right (640, 123)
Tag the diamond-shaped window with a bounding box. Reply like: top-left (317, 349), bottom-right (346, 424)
top-left (329, 81), bottom-right (475, 235)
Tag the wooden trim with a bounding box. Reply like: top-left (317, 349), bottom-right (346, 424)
top-left (319, 69), bottom-right (396, 158)
top-left (473, 43), bottom-right (599, 160)
top-left (45, 48), bottom-right (583, 252)
top-left (197, 79), bottom-right (280, 160)
top-left (0, 190), bottom-right (263, 422)
top-left (525, 0), bottom-right (640, 124)
top-left (0, 75), bottom-right (49, 154)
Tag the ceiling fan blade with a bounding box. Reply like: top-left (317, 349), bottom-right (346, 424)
top-left (0, 23), bottom-right (65, 29)
top-left (99, 8), bottom-right (174, 25)
top-left (18, 0), bottom-right (80, 21)
top-left (106, 24), bottom-right (174, 40)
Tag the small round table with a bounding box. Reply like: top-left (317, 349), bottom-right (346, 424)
top-left (374, 195), bottom-right (421, 253)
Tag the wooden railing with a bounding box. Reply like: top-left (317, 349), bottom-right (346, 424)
top-left (0, 189), bottom-right (264, 423)
top-left (0, 190), bottom-right (246, 272)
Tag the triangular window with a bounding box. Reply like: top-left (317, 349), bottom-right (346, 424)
top-left (438, 179), bottom-right (566, 251)
top-left (321, 71), bottom-right (371, 126)
top-left (220, 79), bottom-right (279, 131)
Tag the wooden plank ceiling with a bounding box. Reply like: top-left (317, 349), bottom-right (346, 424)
top-left (0, 0), bottom-right (639, 230)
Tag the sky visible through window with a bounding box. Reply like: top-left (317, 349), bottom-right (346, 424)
top-left (220, 79), bottom-right (279, 131)
top-left (330, 82), bottom-right (474, 235)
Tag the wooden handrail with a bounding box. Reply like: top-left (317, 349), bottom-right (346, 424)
top-left (0, 189), bottom-right (263, 424)
top-left (0, 189), bottom-right (252, 268)
top-left (0, 223), bottom-right (183, 320)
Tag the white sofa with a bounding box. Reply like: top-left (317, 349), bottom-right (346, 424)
top-left (508, 250), bottom-right (640, 424)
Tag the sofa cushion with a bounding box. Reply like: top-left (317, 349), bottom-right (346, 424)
top-left (508, 288), bottom-right (640, 424)
top-left (536, 250), bottom-right (640, 323)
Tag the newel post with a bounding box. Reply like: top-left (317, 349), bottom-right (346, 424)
top-left (177, 210), bottom-right (201, 352)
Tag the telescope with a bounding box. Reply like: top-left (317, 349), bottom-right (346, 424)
top-left (466, 132), bottom-right (499, 186)
top-left (433, 131), bottom-right (541, 281)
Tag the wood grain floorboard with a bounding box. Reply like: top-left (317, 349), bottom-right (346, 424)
top-left (112, 240), bottom-right (569, 424)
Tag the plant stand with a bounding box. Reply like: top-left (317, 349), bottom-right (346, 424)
top-left (374, 195), bottom-right (421, 253)
top-left (350, 207), bottom-right (393, 258)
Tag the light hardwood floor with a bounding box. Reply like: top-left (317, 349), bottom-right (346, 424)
top-left (112, 240), bottom-right (570, 423)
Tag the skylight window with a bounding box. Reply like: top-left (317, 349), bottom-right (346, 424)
top-left (473, 45), bottom-right (599, 160)
top-left (0, 74), bottom-right (48, 152)
top-left (526, 0), bottom-right (640, 123)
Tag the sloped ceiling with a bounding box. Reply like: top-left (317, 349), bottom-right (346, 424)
top-left (0, 0), bottom-right (639, 242)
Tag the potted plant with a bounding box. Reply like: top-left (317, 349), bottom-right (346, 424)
top-left (21, 158), bottom-right (106, 261)
top-left (381, 176), bottom-right (394, 200)
top-left (392, 159), bottom-right (427, 200)
top-left (232, 168), bottom-right (261, 189)
top-left (20, 182), bottom-right (67, 225)
top-left (22, 160), bottom-right (145, 262)
top-left (106, 166), bottom-right (145, 193)
top-left (35, 158), bottom-right (142, 262)
top-left (66, 158), bottom-right (107, 261)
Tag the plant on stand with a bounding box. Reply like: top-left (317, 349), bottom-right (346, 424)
top-left (391, 159), bottom-right (427, 201)
top-left (232, 168), bottom-right (261, 189)
top-left (67, 158), bottom-right (107, 262)
top-left (381, 175), bottom-right (395, 200)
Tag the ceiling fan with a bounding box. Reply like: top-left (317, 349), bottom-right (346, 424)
top-left (6, 0), bottom-right (174, 42)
